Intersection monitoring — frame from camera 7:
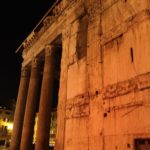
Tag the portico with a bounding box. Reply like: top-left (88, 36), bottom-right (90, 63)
top-left (10, 43), bottom-right (62, 150)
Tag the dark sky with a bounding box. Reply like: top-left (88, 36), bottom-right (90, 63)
top-left (0, 0), bottom-right (55, 108)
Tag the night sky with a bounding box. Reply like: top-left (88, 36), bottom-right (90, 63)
top-left (0, 0), bottom-right (55, 108)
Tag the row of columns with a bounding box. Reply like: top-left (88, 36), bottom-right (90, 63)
top-left (10, 45), bottom-right (55, 150)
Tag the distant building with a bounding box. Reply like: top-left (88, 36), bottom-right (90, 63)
top-left (0, 107), bottom-right (13, 148)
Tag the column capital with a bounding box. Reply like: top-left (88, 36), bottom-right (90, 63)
top-left (45, 44), bottom-right (55, 57)
top-left (21, 66), bottom-right (30, 78)
top-left (31, 57), bottom-right (41, 68)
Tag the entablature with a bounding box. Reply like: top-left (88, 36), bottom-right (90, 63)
top-left (21, 0), bottom-right (86, 67)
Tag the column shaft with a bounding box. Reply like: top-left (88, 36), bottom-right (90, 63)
top-left (20, 58), bottom-right (41, 150)
top-left (35, 45), bottom-right (55, 150)
top-left (10, 67), bottom-right (30, 150)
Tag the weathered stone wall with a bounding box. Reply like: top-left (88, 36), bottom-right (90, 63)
top-left (59, 0), bottom-right (104, 149)
top-left (101, 0), bottom-right (150, 150)
top-left (20, 0), bottom-right (150, 149)
top-left (64, 14), bottom-right (89, 150)
top-left (60, 0), bottom-right (150, 149)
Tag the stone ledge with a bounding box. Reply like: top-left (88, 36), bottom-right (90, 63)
top-left (102, 72), bottom-right (150, 100)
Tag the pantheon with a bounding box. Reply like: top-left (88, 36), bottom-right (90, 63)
top-left (10, 0), bottom-right (150, 150)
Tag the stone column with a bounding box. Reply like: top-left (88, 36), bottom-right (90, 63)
top-left (35, 45), bottom-right (55, 150)
top-left (20, 58), bottom-right (41, 150)
top-left (10, 67), bottom-right (30, 150)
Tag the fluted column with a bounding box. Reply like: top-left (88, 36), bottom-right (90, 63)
top-left (35, 45), bottom-right (55, 150)
top-left (20, 58), bottom-right (41, 150)
top-left (10, 67), bottom-right (30, 150)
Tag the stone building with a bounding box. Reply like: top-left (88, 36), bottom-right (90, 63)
top-left (10, 0), bottom-right (150, 150)
top-left (0, 107), bottom-right (13, 148)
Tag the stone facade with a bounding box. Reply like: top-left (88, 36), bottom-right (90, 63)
top-left (11, 0), bottom-right (150, 150)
